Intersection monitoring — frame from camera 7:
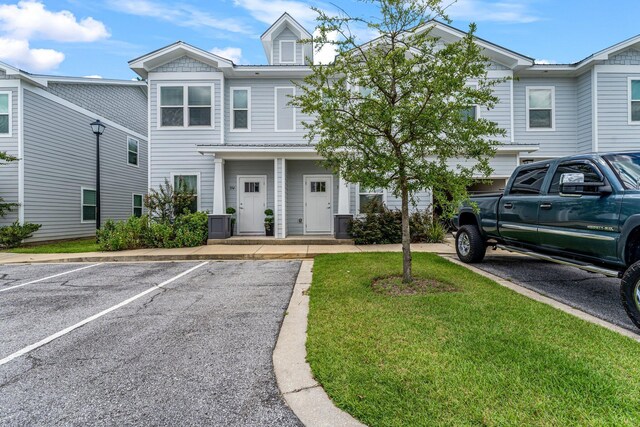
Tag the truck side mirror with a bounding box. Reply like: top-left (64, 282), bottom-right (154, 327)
top-left (559, 172), bottom-right (610, 196)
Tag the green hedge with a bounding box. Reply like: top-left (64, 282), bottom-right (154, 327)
top-left (349, 208), bottom-right (446, 245)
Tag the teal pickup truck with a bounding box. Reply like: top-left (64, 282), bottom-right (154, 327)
top-left (453, 152), bottom-right (640, 328)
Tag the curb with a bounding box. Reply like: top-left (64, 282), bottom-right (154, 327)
top-left (0, 253), bottom-right (315, 264)
top-left (445, 256), bottom-right (640, 343)
top-left (273, 260), bottom-right (366, 427)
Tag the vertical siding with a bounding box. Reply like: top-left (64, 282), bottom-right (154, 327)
top-left (286, 160), bottom-right (338, 235)
top-left (149, 78), bottom-right (221, 211)
top-left (514, 77), bottom-right (578, 157)
top-left (577, 70), bottom-right (593, 153)
top-left (272, 27), bottom-right (305, 65)
top-left (223, 160), bottom-right (275, 216)
top-left (225, 78), bottom-right (311, 144)
top-left (597, 71), bottom-right (640, 151)
top-left (0, 84), bottom-right (19, 225)
top-left (23, 89), bottom-right (148, 241)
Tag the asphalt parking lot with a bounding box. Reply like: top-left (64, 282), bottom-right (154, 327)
top-left (474, 250), bottom-right (639, 334)
top-left (0, 261), bottom-right (302, 426)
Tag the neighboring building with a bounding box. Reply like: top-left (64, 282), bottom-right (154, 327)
top-left (129, 13), bottom-right (640, 238)
top-left (0, 62), bottom-right (148, 241)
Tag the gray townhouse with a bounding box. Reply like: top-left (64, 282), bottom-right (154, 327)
top-left (127, 13), bottom-right (640, 239)
top-left (0, 62), bottom-right (148, 241)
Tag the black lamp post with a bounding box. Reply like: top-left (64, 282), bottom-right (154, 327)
top-left (90, 120), bottom-right (106, 230)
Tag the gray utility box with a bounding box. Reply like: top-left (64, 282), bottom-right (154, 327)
top-left (208, 215), bottom-right (231, 239)
top-left (334, 214), bottom-right (353, 239)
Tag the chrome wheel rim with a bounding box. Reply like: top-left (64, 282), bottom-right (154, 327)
top-left (635, 280), bottom-right (640, 313)
top-left (458, 232), bottom-right (471, 257)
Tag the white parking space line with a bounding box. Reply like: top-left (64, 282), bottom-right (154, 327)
top-left (0, 262), bottom-right (208, 367)
top-left (0, 263), bottom-right (104, 293)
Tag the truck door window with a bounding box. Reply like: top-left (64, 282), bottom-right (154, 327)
top-left (549, 163), bottom-right (601, 194)
top-left (510, 167), bottom-right (548, 195)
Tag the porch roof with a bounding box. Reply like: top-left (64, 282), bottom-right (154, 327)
top-left (197, 143), bottom-right (323, 160)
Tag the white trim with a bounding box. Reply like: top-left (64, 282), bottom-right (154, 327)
top-left (236, 174), bottom-right (268, 235)
top-left (17, 82), bottom-right (24, 223)
top-left (593, 69), bottom-right (599, 152)
top-left (157, 83), bottom-right (215, 130)
top-left (147, 81), bottom-right (152, 192)
top-left (0, 80), bottom-right (21, 88)
top-left (24, 85), bottom-right (148, 140)
top-left (303, 174), bottom-right (334, 235)
top-left (628, 77), bottom-right (640, 125)
top-left (0, 90), bottom-right (12, 137)
top-left (509, 78), bottom-right (515, 143)
top-left (230, 87), bottom-right (251, 132)
top-left (81, 187), bottom-right (96, 224)
top-left (274, 86), bottom-right (296, 132)
top-left (220, 74), bottom-right (225, 144)
top-left (127, 136), bottom-right (139, 167)
top-left (281, 158), bottom-right (287, 238)
top-left (148, 71), bottom-right (224, 80)
top-left (487, 70), bottom-right (513, 78)
top-left (355, 183), bottom-right (387, 214)
top-left (132, 193), bottom-right (144, 217)
top-left (279, 40), bottom-right (297, 64)
top-left (525, 86), bottom-right (556, 132)
top-left (274, 160), bottom-right (278, 237)
top-left (170, 172), bottom-right (201, 211)
top-left (593, 65), bottom-right (640, 73)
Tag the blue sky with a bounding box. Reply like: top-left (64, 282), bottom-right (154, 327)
top-left (0, 0), bottom-right (638, 79)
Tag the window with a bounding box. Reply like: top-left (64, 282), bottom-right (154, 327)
top-left (173, 174), bottom-right (198, 213)
top-left (509, 167), bottom-right (548, 195)
top-left (279, 40), bottom-right (296, 64)
top-left (359, 186), bottom-right (384, 212)
top-left (310, 181), bottom-right (326, 193)
top-left (460, 106), bottom-right (477, 121)
top-left (133, 194), bottom-right (143, 217)
top-left (0, 91), bottom-right (10, 136)
top-left (232, 88), bottom-right (250, 131)
top-left (81, 188), bottom-right (96, 222)
top-left (244, 182), bottom-right (260, 193)
top-left (549, 162), bottom-right (602, 194)
top-left (127, 137), bottom-right (139, 166)
top-left (275, 87), bottom-right (295, 131)
top-left (604, 153), bottom-right (640, 189)
top-left (526, 87), bottom-right (555, 130)
top-left (630, 79), bottom-right (640, 123)
top-left (160, 85), bottom-right (213, 128)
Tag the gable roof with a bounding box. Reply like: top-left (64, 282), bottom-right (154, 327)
top-left (0, 61), bottom-right (49, 86)
top-left (260, 12), bottom-right (314, 64)
top-left (128, 41), bottom-right (234, 78)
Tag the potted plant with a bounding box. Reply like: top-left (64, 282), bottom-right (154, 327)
top-left (264, 209), bottom-right (274, 236)
top-left (226, 207), bottom-right (236, 236)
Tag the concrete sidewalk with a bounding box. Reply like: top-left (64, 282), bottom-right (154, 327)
top-left (0, 243), bottom-right (456, 264)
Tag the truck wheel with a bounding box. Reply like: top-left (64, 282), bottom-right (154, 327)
top-left (621, 262), bottom-right (640, 329)
top-left (455, 225), bottom-right (486, 264)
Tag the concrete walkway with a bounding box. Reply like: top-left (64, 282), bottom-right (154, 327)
top-left (0, 243), bottom-right (455, 264)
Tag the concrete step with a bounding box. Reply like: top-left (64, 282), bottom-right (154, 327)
top-left (208, 237), bottom-right (354, 245)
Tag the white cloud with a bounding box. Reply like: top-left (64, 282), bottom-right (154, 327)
top-left (210, 47), bottom-right (243, 64)
top-left (0, 1), bottom-right (109, 42)
top-left (0, 38), bottom-right (64, 71)
top-left (534, 59), bottom-right (557, 65)
top-left (445, 0), bottom-right (539, 24)
top-left (107, 0), bottom-right (253, 34)
top-left (233, 0), bottom-right (319, 28)
top-left (83, 75), bottom-right (103, 79)
top-left (313, 29), bottom-right (337, 64)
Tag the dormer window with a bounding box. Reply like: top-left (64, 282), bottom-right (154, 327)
top-left (279, 40), bottom-right (296, 64)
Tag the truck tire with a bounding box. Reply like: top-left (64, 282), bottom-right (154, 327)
top-left (621, 262), bottom-right (640, 329)
top-left (455, 225), bottom-right (486, 264)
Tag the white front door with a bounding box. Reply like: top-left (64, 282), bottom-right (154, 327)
top-left (304, 175), bottom-right (333, 234)
top-left (238, 176), bottom-right (267, 234)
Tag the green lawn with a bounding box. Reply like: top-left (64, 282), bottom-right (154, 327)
top-left (7, 238), bottom-right (100, 254)
top-left (307, 253), bottom-right (640, 426)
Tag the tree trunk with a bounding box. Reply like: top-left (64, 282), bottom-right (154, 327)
top-left (401, 180), bottom-right (412, 283)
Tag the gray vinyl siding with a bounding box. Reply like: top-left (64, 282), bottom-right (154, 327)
top-left (577, 70), bottom-right (593, 153)
top-left (225, 78), bottom-right (311, 144)
top-left (44, 83), bottom-right (148, 136)
top-left (514, 77), bottom-right (578, 157)
top-left (603, 49), bottom-right (640, 66)
top-left (224, 160), bottom-right (275, 224)
top-left (154, 56), bottom-right (219, 72)
top-left (286, 160), bottom-right (338, 235)
top-left (22, 89), bottom-right (147, 241)
top-left (149, 78), bottom-right (222, 211)
top-left (385, 189), bottom-right (432, 212)
top-left (451, 154), bottom-right (518, 179)
top-left (0, 85), bottom-right (19, 225)
top-left (482, 79), bottom-right (512, 144)
top-left (272, 28), bottom-right (305, 65)
top-left (597, 71), bottom-right (640, 152)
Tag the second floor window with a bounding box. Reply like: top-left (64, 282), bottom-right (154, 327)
top-left (127, 137), bottom-right (139, 166)
top-left (275, 87), bottom-right (295, 131)
top-left (0, 92), bottom-right (9, 135)
top-left (460, 106), bottom-right (477, 121)
top-left (160, 85), bottom-right (212, 128)
top-left (630, 79), bottom-right (640, 123)
top-left (232, 88), bottom-right (250, 131)
top-left (527, 87), bottom-right (555, 130)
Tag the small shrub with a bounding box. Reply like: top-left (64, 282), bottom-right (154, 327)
top-left (97, 216), bottom-right (150, 251)
top-left (0, 221), bottom-right (42, 248)
top-left (174, 211), bottom-right (208, 247)
top-left (145, 178), bottom-right (196, 223)
top-left (147, 221), bottom-right (177, 248)
top-left (410, 211), bottom-right (447, 243)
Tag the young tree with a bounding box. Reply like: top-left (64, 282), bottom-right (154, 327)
top-left (294, 0), bottom-right (507, 283)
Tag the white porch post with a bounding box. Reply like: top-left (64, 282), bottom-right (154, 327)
top-left (338, 175), bottom-right (350, 214)
top-left (213, 158), bottom-right (226, 214)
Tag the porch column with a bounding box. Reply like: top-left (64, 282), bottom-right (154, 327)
top-left (213, 158), bottom-right (225, 214)
top-left (338, 175), bottom-right (350, 214)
